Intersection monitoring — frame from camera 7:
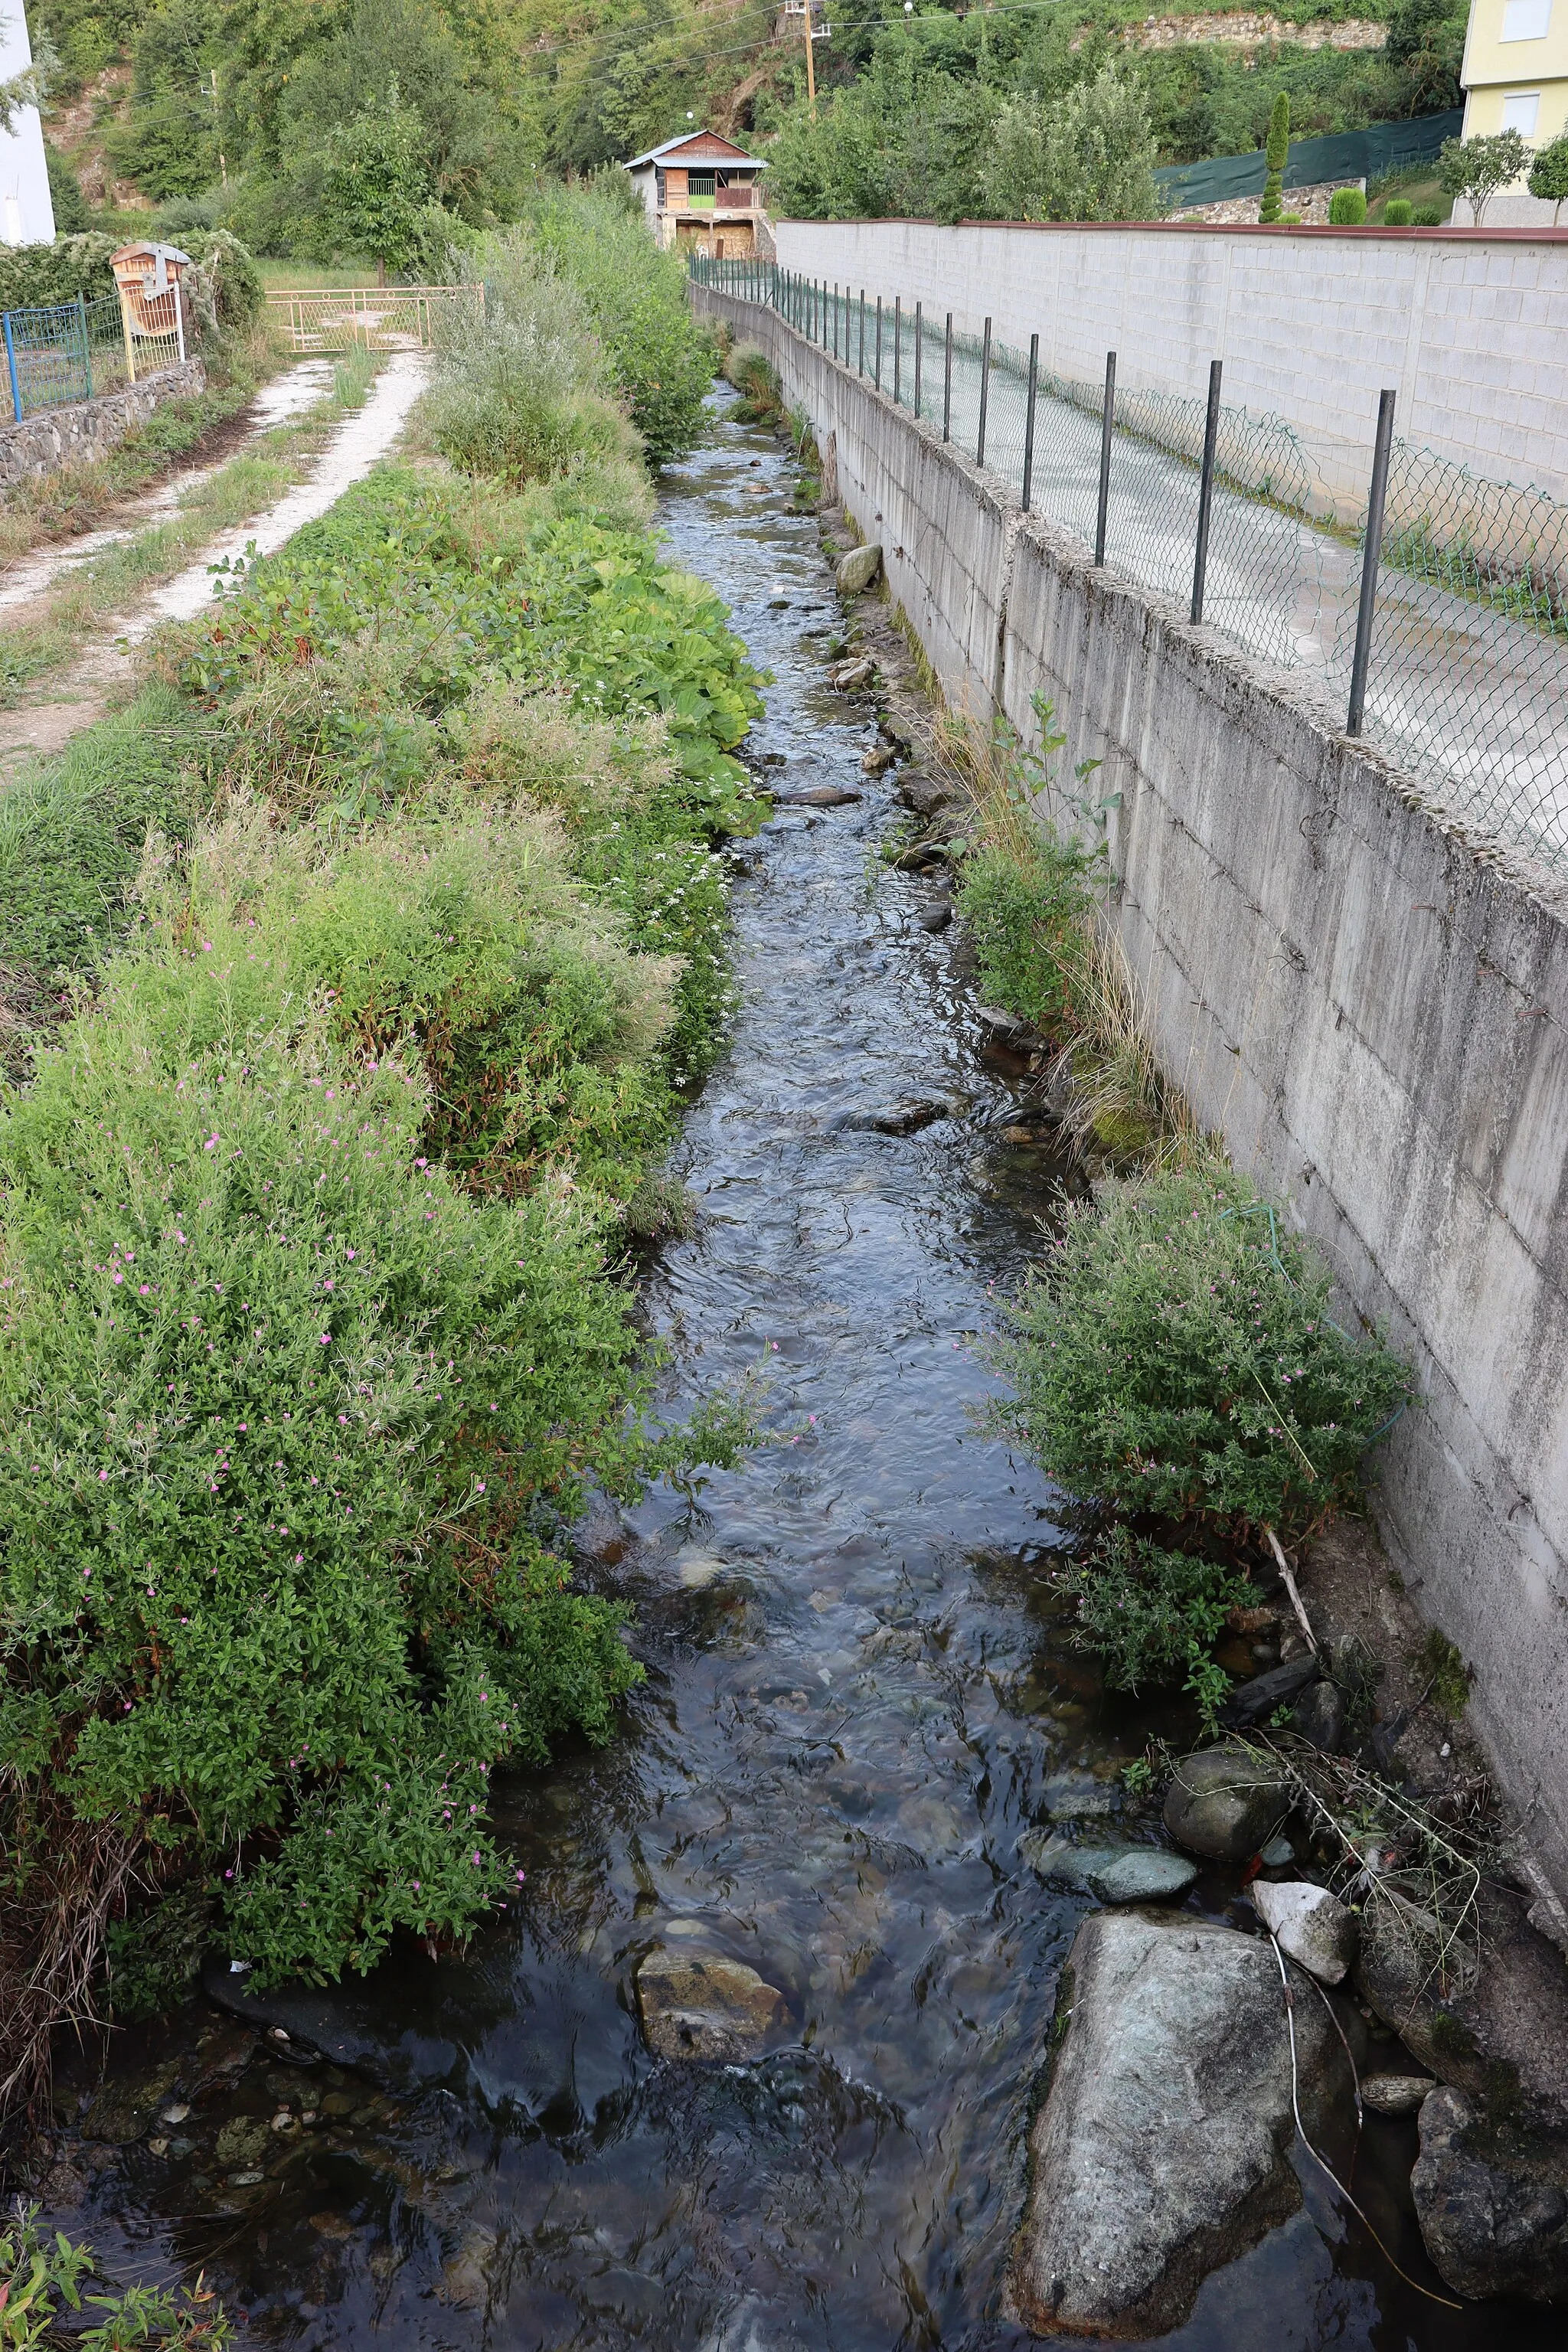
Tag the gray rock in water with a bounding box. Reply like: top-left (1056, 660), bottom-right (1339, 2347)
top-left (775, 786), bottom-right (861, 806)
top-left (1162, 1743), bottom-right (1292, 1861)
top-left (838, 1098), bottom-right (952, 1136)
top-left (1008, 1912), bottom-right (1341, 2337)
top-left (1362, 2072), bottom-right (1436, 2115)
top-left (861, 740), bottom-right (897, 775)
top-left (835, 542), bottom-right (883, 595)
top-left (1021, 1831), bottom-right (1196, 1904)
top-left (1412, 2087), bottom-right (1568, 2303)
top-left (1250, 1879), bottom-right (1358, 1984)
top-left (1090, 1850), bottom-right (1200, 1904)
top-left (635, 1949), bottom-right (787, 2063)
top-left (1291, 1678), bottom-right (1347, 1753)
top-left (918, 899), bottom-right (952, 933)
top-left (830, 655), bottom-right (876, 690)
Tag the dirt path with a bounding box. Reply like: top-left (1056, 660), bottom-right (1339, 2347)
top-left (2, 352), bottom-right (428, 771)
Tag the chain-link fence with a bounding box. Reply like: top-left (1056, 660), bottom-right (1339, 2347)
top-left (2, 292), bottom-right (178, 423)
top-left (694, 253), bottom-right (1568, 879)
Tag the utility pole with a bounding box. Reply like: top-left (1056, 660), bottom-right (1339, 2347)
top-left (803, 0), bottom-right (816, 114)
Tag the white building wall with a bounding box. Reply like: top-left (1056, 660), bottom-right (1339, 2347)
top-left (0, 4), bottom-right (57, 247)
top-left (773, 218), bottom-right (1568, 512)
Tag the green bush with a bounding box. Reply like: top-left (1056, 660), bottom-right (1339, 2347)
top-left (527, 191), bottom-right (717, 467)
top-left (0, 231), bottom-right (118, 311)
top-left (1410, 202), bottom-right (1446, 226)
top-left (1329, 187), bottom-right (1368, 225)
top-left (181, 227), bottom-right (267, 335)
top-left (1057, 1526), bottom-right (1257, 1695)
top-left (724, 342), bottom-right (784, 426)
top-left (165, 799), bottom-right (685, 1205)
top-left (954, 826), bottom-right (1097, 1036)
top-left (0, 950), bottom-right (746, 1992)
top-left (991, 1166), bottom-right (1416, 1539)
top-left (45, 146), bottom-right (91, 235)
top-left (1383, 198), bottom-right (1414, 225)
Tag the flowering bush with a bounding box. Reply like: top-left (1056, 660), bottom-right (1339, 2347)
top-left (991, 1168), bottom-right (1416, 1540)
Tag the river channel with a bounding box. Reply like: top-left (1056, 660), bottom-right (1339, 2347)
top-left (47, 388), bottom-right (1557, 2351)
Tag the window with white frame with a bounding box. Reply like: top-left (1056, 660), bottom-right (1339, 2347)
top-left (1501, 0), bottom-right (1551, 39)
top-left (1501, 90), bottom-right (1541, 132)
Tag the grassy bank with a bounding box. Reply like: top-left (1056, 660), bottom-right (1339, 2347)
top-left (0, 204), bottom-right (747, 2123)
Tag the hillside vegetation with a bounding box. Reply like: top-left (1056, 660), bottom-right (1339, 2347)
top-left (38, 0), bottom-right (1466, 246)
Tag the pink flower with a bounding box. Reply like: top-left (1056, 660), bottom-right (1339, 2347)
top-left (319, 1334), bottom-right (331, 1346)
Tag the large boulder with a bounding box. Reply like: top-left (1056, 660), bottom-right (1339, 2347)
top-left (1162, 1743), bottom-right (1292, 1861)
top-left (1412, 2088), bottom-right (1568, 2303)
top-left (835, 542), bottom-right (882, 595)
top-left (1007, 1912), bottom-right (1344, 2337)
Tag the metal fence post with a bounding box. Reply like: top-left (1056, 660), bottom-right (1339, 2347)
top-left (943, 312), bottom-right (952, 442)
top-left (1191, 358), bottom-right (1223, 626)
top-left (859, 289), bottom-right (866, 374)
top-left (1348, 388), bottom-right (1397, 737)
top-left (833, 282), bottom-right (838, 361)
top-left (976, 316), bottom-right (991, 467)
top-left (3, 311), bottom-right (20, 423)
top-left (913, 300), bottom-right (923, 419)
top-left (77, 291), bottom-right (93, 399)
top-left (874, 296), bottom-right (883, 389)
top-left (1022, 332), bottom-right (1039, 512)
top-left (893, 296), bottom-right (901, 406)
top-left (1095, 351), bottom-right (1116, 565)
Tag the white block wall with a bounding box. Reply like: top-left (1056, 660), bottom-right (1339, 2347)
top-left (773, 220), bottom-right (1568, 514)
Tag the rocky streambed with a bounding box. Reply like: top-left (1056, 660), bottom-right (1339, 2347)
top-left (19, 387), bottom-right (1568, 2347)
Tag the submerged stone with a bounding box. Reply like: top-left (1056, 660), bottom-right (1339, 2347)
top-left (635, 1949), bottom-right (787, 2063)
top-left (1022, 1831), bottom-right (1195, 1904)
top-left (1362, 2072), bottom-right (1436, 2115)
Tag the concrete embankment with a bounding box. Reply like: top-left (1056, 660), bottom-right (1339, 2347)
top-left (693, 280), bottom-right (1568, 1903)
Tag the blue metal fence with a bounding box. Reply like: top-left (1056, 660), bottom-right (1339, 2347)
top-left (1, 293), bottom-right (137, 425)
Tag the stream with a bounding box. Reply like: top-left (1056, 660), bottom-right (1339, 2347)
top-left (43, 388), bottom-right (1558, 2351)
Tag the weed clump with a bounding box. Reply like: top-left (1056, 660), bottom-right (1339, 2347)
top-left (1421, 1626), bottom-right (1472, 1718)
top-left (991, 1165), bottom-right (1416, 1542)
top-left (1056, 1526), bottom-right (1258, 1695)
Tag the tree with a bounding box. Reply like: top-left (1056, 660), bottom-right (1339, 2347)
top-left (1259, 90), bottom-right (1289, 224)
top-left (0, 18), bottom-right (55, 133)
top-left (1386, 0), bottom-right (1466, 113)
top-left (1528, 131), bottom-right (1568, 224)
top-left (982, 65), bottom-right (1159, 224)
top-left (1438, 129), bottom-right (1530, 224)
top-left (325, 81), bottom-right (430, 283)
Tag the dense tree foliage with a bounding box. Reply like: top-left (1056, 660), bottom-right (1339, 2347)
top-left (40, 0), bottom-right (1469, 237)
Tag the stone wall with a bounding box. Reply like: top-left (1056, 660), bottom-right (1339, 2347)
top-left (696, 280), bottom-right (1568, 1900)
top-left (769, 218), bottom-right (1568, 516)
top-left (0, 360), bottom-right (206, 488)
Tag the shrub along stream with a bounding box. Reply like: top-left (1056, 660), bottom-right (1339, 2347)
top-left (0, 220), bottom-right (756, 2122)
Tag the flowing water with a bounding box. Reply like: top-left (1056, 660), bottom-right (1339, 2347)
top-left (47, 390), bottom-right (1557, 2352)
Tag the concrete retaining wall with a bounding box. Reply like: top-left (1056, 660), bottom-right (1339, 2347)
top-left (0, 361), bottom-right (206, 488)
top-left (698, 282), bottom-right (1568, 1898)
top-left (770, 218), bottom-right (1568, 513)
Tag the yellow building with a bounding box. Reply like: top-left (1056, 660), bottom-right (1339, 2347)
top-left (1461, 0), bottom-right (1568, 149)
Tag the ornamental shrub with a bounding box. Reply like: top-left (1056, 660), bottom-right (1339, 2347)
top-left (990, 1167), bottom-right (1416, 1539)
top-left (1329, 186), bottom-right (1368, 225)
top-left (1259, 92), bottom-right (1289, 225)
top-left (1383, 198), bottom-right (1414, 225)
